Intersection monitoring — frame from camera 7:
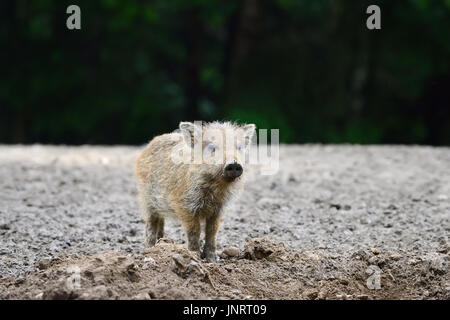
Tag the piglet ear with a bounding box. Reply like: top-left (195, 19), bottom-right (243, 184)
top-left (179, 121), bottom-right (194, 134)
top-left (242, 123), bottom-right (256, 146)
top-left (179, 121), bottom-right (202, 147)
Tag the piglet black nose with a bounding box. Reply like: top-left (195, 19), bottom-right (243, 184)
top-left (224, 162), bottom-right (243, 179)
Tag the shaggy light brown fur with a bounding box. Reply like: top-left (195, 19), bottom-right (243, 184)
top-left (135, 121), bottom-right (255, 262)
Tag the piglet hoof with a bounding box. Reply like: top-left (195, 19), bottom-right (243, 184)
top-left (145, 239), bottom-right (156, 248)
top-left (201, 251), bottom-right (217, 263)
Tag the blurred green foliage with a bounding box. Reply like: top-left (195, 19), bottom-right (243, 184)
top-left (1, 0), bottom-right (449, 145)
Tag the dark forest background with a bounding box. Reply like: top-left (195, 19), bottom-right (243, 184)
top-left (1, 0), bottom-right (449, 145)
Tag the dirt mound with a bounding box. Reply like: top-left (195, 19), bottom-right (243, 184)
top-left (1, 238), bottom-right (448, 300)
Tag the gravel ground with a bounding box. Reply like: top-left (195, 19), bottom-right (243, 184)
top-left (0, 144), bottom-right (449, 299)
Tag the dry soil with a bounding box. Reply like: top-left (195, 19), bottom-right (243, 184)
top-left (0, 145), bottom-right (448, 299)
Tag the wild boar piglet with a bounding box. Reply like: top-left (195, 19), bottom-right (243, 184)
top-left (135, 121), bottom-right (256, 262)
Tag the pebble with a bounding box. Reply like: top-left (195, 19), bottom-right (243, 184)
top-left (35, 292), bottom-right (44, 299)
top-left (0, 224), bottom-right (10, 230)
top-left (117, 256), bottom-right (127, 262)
top-left (144, 257), bottom-right (156, 264)
top-left (317, 290), bottom-right (327, 300)
top-left (37, 258), bottom-right (51, 270)
top-left (134, 292), bottom-right (151, 300)
top-left (221, 247), bottom-right (240, 257)
top-left (304, 289), bottom-right (318, 299)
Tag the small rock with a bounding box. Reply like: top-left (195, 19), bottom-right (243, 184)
top-left (134, 292), bottom-right (151, 300)
top-left (427, 256), bottom-right (447, 274)
top-left (317, 290), bottom-right (327, 300)
top-left (38, 258), bottom-right (52, 270)
top-left (390, 253), bottom-right (402, 261)
top-left (304, 289), bottom-right (318, 299)
top-left (325, 274), bottom-right (336, 280)
top-left (222, 247), bottom-right (240, 257)
top-left (143, 257), bottom-right (156, 264)
top-left (172, 254), bottom-right (188, 270)
top-left (360, 218), bottom-right (368, 225)
top-left (437, 244), bottom-right (449, 254)
top-left (35, 292), bottom-right (44, 299)
top-left (15, 277), bottom-right (25, 285)
top-left (368, 256), bottom-right (379, 265)
top-left (117, 256), bottom-right (127, 262)
top-left (357, 294), bottom-right (369, 300)
top-left (243, 238), bottom-right (283, 260)
top-left (370, 248), bottom-right (380, 255)
top-left (0, 224), bottom-right (10, 230)
top-left (148, 290), bottom-right (156, 299)
top-left (126, 262), bottom-right (136, 271)
top-left (224, 265), bottom-right (233, 272)
top-left (171, 254), bottom-right (207, 279)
